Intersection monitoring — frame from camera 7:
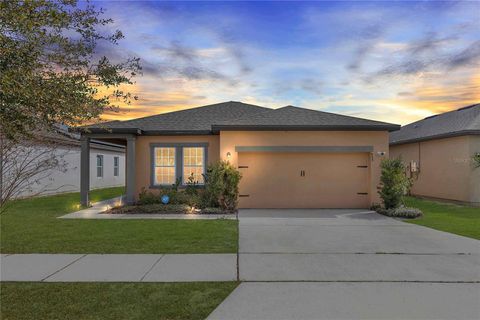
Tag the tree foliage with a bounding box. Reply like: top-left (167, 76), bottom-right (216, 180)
top-left (0, 0), bottom-right (141, 140)
top-left (378, 158), bottom-right (412, 209)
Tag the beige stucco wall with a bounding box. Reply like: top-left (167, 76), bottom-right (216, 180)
top-left (468, 135), bottom-right (480, 204)
top-left (134, 135), bottom-right (219, 198)
top-left (219, 131), bottom-right (390, 207)
top-left (390, 135), bottom-right (480, 204)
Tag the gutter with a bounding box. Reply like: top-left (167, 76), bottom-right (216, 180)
top-left (212, 124), bottom-right (401, 133)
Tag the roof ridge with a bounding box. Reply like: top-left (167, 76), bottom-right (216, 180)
top-left (421, 103), bottom-right (480, 121)
top-left (117, 101), bottom-right (270, 125)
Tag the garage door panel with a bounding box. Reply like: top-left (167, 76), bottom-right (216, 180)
top-left (238, 152), bottom-right (369, 208)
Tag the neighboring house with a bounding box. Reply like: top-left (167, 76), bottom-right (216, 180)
top-left (14, 126), bottom-right (126, 198)
top-left (80, 101), bottom-right (399, 208)
top-left (390, 104), bottom-right (480, 206)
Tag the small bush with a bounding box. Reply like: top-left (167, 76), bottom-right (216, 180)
top-left (138, 188), bottom-right (160, 205)
top-left (185, 173), bottom-right (199, 196)
top-left (203, 161), bottom-right (241, 211)
top-left (378, 158), bottom-right (412, 209)
top-left (138, 185), bottom-right (190, 206)
top-left (201, 207), bottom-right (225, 214)
top-left (108, 204), bottom-right (190, 214)
top-left (376, 206), bottom-right (423, 219)
top-left (473, 152), bottom-right (480, 169)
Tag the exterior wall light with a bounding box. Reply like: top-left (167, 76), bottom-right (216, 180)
top-left (226, 152), bottom-right (231, 159)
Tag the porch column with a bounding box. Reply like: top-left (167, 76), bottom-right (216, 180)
top-left (126, 136), bottom-right (136, 205)
top-left (80, 136), bottom-right (90, 207)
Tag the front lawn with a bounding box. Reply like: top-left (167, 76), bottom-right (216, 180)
top-left (0, 282), bottom-right (238, 320)
top-left (0, 187), bottom-right (238, 253)
top-left (403, 196), bottom-right (480, 240)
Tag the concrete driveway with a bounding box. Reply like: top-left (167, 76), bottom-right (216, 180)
top-left (208, 209), bottom-right (480, 320)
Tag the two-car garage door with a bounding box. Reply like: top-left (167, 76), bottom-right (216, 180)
top-left (238, 152), bottom-right (370, 208)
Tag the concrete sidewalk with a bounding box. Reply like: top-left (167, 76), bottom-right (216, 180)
top-left (207, 282), bottom-right (480, 320)
top-left (0, 254), bottom-right (237, 282)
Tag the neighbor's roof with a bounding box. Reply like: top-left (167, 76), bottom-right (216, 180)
top-left (212, 105), bottom-right (400, 132)
top-left (390, 104), bottom-right (480, 145)
top-left (39, 125), bottom-right (125, 152)
top-left (84, 101), bottom-right (400, 135)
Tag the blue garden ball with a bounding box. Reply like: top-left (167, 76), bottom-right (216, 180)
top-left (161, 195), bottom-right (170, 204)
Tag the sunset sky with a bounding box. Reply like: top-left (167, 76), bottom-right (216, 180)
top-left (94, 1), bottom-right (480, 125)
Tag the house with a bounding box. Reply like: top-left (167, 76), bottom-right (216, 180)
top-left (12, 125), bottom-right (126, 198)
top-left (390, 104), bottom-right (480, 206)
top-left (80, 101), bottom-right (399, 208)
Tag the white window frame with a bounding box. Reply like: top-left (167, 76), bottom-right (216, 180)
top-left (96, 155), bottom-right (104, 178)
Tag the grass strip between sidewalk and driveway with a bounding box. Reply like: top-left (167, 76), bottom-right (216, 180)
top-left (403, 196), bottom-right (480, 240)
top-left (0, 187), bottom-right (238, 254)
top-left (0, 282), bottom-right (239, 320)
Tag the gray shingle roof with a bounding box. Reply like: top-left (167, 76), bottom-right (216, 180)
top-left (212, 105), bottom-right (400, 131)
top-left (84, 101), bottom-right (400, 134)
top-left (390, 104), bottom-right (480, 145)
top-left (86, 101), bottom-right (270, 134)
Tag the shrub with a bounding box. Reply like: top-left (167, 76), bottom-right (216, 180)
top-left (370, 203), bottom-right (382, 212)
top-left (138, 188), bottom-right (160, 205)
top-left (185, 173), bottom-right (199, 196)
top-left (108, 204), bottom-right (190, 214)
top-left (378, 158), bottom-right (412, 209)
top-left (473, 152), bottom-right (480, 169)
top-left (203, 161), bottom-right (241, 211)
top-left (201, 207), bottom-right (225, 214)
top-left (377, 206), bottom-right (423, 219)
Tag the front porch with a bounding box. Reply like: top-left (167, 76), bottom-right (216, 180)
top-left (80, 133), bottom-right (137, 206)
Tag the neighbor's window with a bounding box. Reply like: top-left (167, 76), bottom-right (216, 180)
top-left (96, 155), bottom-right (104, 178)
top-left (113, 156), bottom-right (119, 177)
top-left (154, 147), bottom-right (176, 185)
top-left (183, 147), bottom-right (205, 184)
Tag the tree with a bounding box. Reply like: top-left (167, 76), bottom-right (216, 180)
top-left (0, 0), bottom-right (141, 140)
top-left (378, 158), bottom-right (412, 209)
top-left (0, 131), bottom-right (70, 214)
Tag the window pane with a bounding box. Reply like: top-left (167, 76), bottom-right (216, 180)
top-left (155, 148), bottom-right (175, 166)
top-left (183, 166), bottom-right (204, 184)
top-left (183, 147), bottom-right (205, 184)
top-left (155, 167), bottom-right (175, 185)
top-left (154, 147), bottom-right (176, 185)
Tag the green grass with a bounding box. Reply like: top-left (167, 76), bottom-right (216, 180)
top-left (0, 187), bottom-right (238, 253)
top-left (0, 282), bottom-right (238, 320)
top-left (404, 196), bottom-right (480, 239)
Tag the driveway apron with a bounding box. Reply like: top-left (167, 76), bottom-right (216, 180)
top-left (207, 209), bottom-right (480, 320)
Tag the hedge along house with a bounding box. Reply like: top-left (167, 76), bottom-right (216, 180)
top-left (80, 101), bottom-right (399, 208)
top-left (390, 104), bottom-right (480, 206)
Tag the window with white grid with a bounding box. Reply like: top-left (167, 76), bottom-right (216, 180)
top-left (154, 147), bottom-right (176, 185)
top-left (183, 147), bottom-right (205, 184)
